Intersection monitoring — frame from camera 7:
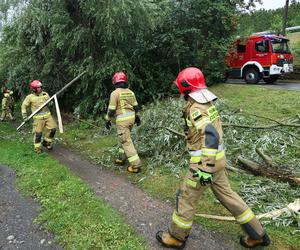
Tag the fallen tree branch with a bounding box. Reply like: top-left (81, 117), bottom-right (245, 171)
top-left (77, 118), bottom-right (100, 129)
top-left (165, 127), bottom-right (185, 137)
top-left (272, 128), bottom-right (300, 141)
top-left (237, 156), bottom-right (300, 186)
top-left (222, 103), bottom-right (300, 128)
top-left (226, 164), bottom-right (243, 173)
top-left (223, 124), bottom-right (300, 140)
top-left (242, 111), bottom-right (300, 128)
top-left (195, 199), bottom-right (300, 221)
top-left (222, 123), bottom-right (280, 129)
top-left (255, 148), bottom-right (273, 167)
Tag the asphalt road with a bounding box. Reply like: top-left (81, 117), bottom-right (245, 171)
top-left (227, 79), bottom-right (300, 91)
top-left (0, 165), bottom-right (61, 250)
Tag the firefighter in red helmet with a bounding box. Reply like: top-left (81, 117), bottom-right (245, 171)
top-left (156, 67), bottom-right (270, 249)
top-left (21, 80), bottom-right (57, 153)
top-left (105, 72), bottom-right (141, 173)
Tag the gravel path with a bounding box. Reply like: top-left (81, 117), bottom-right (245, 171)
top-left (50, 145), bottom-right (241, 250)
top-left (0, 165), bottom-right (61, 250)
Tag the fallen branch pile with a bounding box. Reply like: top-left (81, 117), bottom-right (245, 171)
top-left (238, 148), bottom-right (300, 186)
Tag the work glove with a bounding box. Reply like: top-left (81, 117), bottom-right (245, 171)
top-left (190, 168), bottom-right (213, 186)
top-left (105, 120), bottom-right (111, 130)
top-left (135, 115), bottom-right (141, 126)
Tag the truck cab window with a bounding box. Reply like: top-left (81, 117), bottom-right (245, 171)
top-left (255, 40), bottom-right (269, 53)
top-left (271, 39), bottom-right (291, 54)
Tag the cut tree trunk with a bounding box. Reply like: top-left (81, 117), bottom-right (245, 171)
top-left (237, 156), bottom-right (300, 186)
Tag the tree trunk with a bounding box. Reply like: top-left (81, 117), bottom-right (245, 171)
top-left (282, 0), bottom-right (289, 35)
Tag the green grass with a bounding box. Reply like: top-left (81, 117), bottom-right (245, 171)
top-left (59, 83), bottom-right (300, 250)
top-left (287, 32), bottom-right (300, 66)
top-left (210, 84), bottom-right (300, 120)
top-left (0, 123), bottom-right (147, 250)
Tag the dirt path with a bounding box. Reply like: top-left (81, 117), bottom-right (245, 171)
top-left (0, 165), bottom-right (61, 250)
top-left (50, 145), bottom-right (241, 250)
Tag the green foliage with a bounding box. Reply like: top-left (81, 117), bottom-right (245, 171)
top-left (0, 0), bottom-right (244, 116)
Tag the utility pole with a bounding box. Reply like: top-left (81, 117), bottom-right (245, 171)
top-left (282, 0), bottom-right (289, 35)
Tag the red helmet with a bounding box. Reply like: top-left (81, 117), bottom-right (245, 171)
top-left (29, 80), bottom-right (42, 92)
top-left (174, 67), bottom-right (207, 95)
top-left (112, 72), bottom-right (127, 85)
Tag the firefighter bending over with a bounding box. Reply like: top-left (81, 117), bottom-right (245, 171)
top-left (21, 80), bottom-right (57, 153)
top-left (156, 67), bottom-right (270, 249)
top-left (105, 72), bottom-right (141, 173)
top-left (0, 87), bottom-right (15, 121)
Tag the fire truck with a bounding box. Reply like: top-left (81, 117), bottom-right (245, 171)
top-left (226, 33), bottom-right (294, 84)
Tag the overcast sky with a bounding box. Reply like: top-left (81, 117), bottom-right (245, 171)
top-left (256, 0), bottom-right (299, 10)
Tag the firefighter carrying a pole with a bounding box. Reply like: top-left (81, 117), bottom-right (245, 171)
top-left (19, 71), bottom-right (86, 153)
top-left (21, 80), bottom-right (57, 153)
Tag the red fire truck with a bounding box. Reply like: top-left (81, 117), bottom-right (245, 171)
top-left (226, 33), bottom-right (294, 84)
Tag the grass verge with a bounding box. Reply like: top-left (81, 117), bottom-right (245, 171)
top-left (0, 123), bottom-right (147, 250)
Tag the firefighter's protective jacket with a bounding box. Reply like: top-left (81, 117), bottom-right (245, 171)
top-left (2, 93), bottom-right (10, 111)
top-left (107, 88), bottom-right (138, 123)
top-left (183, 98), bottom-right (226, 173)
top-left (21, 92), bottom-right (51, 119)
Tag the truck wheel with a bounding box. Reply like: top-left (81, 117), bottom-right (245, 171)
top-left (263, 76), bottom-right (279, 84)
top-left (243, 68), bottom-right (261, 84)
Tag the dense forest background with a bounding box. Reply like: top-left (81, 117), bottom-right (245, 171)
top-left (0, 0), bottom-right (299, 116)
top-left (237, 1), bottom-right (300, 35)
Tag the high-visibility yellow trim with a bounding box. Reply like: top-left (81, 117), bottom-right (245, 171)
top-left (208, 105), bottom-right (220, 122)
top-left (120, 92), bottom-right (134, 98)
top-left (236, 208), bottom-right (255, 224)
top-left (116, 114), bottom-right (135, 122)
top-left (33, 112), bottom-right (51, 119)
top-left (195, 117), bottom-right (210, 130)
top-left (119, 148), bottom-right (125, 153)
top-left (191, 110), bottom-right (201, 119)
top-left (186, 179), bottom-right (197, 188)
top-left (190, 156), bottom-right (201, 163)
top-left (128, 154), bottom-right (139, 163)
top-left (116, 112), bottom-right (135, 122)
top-left (202, 148), bottom-right (217, 157)
top-left (34, 143), bottom-right (41, 148)
top-left (108, 105), bottom-right (116, 110)
top-left (216, 150), bottom-right (225, 160)
top-left (172, 212), bottom-right (193, 229)
top-left (186, 119), bottom-right (193, 127)
top-left (44, 137), bottom-right (52, 142)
